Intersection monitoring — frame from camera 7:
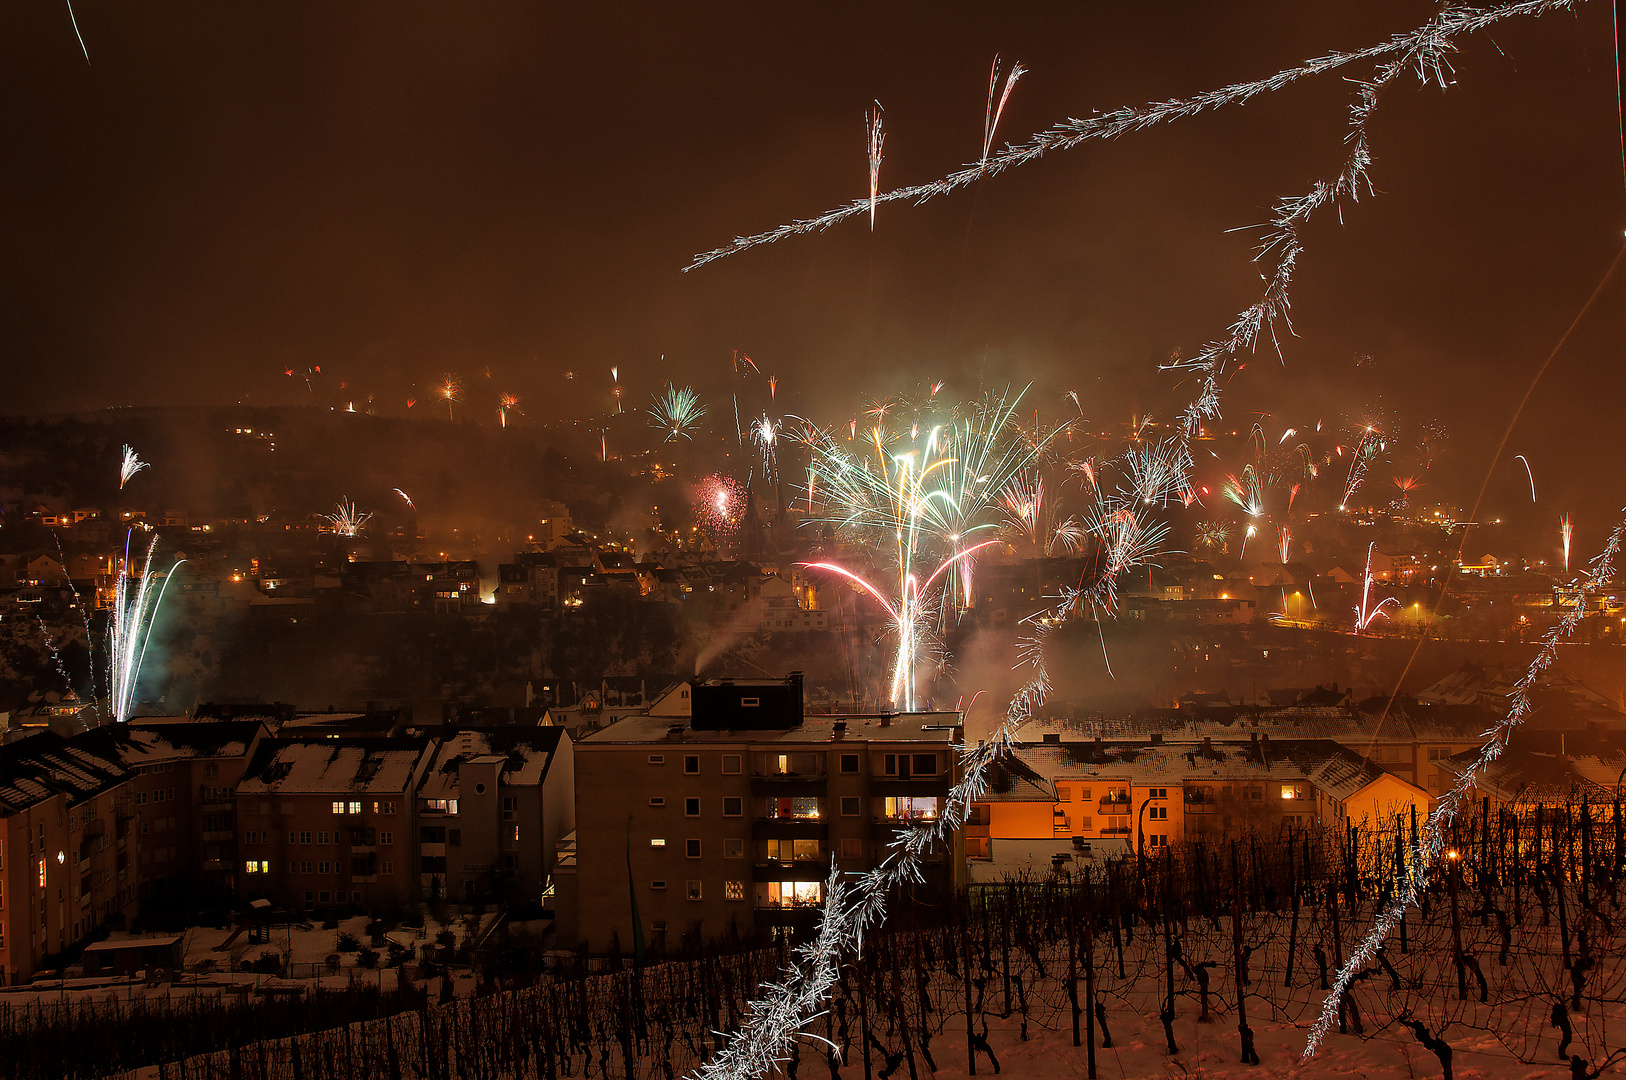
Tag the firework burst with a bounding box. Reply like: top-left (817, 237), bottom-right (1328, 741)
top-left (649, 383), bottom-right (707, 441)
top-left (323, 500), bottom-right (372, 538)
top-left (695, 473), bottom-right (747, 546)
top-left (438, 374), bottom-right (462, 421)
top-left (119, 445), bottom-right (148, 489)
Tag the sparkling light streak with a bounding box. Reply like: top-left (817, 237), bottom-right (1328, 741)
top-left (1308, 516), bottom-right (1626, 1058)
top-left (119, 445), bottom-right (148, 489)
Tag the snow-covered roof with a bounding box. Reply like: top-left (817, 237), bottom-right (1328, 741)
top-left (0, 731), bottom-right (128, 815)
top-left (238, 738), bottom-right (432, 795)
top-left (419, 728), bottom-right (568, 796)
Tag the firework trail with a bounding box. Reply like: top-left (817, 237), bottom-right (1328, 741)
top-left (798, 390), bottom-right (1059, 708)
top-left (108, 534), bottom-right (186, 725)
top-left (1308, 515), bottom-right (1626, 1058)
top-left (611, 366), bottom-right (622, 413)
top-left (498, 392), bottom-right (519, 428)
top-left (119, 445), bottom-right (148, 489)
top-left (1339, 427), bottom-right (1384, 508)
top-left (438, 374), bottom-right (462, 421)
top-left (981, 56), bottom-right (1027, 163)
top-left (673, 4), bottom-right (1579, 1073)
top-left (866, 102), bottom-right (885, 230)
top-left (686, 3), bottom-right (1569, 273)
top-left (753, 413), bottom-right (780, 483)
top-left (1561, 512), bottom-right (1573, 571)
top-left (1516, 453), bottom-right (1537, 500)
top-left (649, 383), bottom-right (707, 441)
top-left (323, 500), bottom-right (372, 538)
top-left (1221, 467), bottom-right (1266, 518)
top-left (768, 375), bottom-right (778, 400)
top-left (1352, 541), bottom-right (1398, 633)
top-left (393, 488), bottom-right (415, 510)
top-left (1277, 525), bottom-right (1291, 564)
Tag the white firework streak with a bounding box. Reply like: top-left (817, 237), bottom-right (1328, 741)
top-left (323, 499), bottom-right (372, 537)
top-left (1305, 515), bottom-right (1626, 1058)
top-left (867, 103), bottom-right (885, 230)
top-left (982, 56), bottom-right (1027, 163)
top-left (119, 445), bottom-right (148, 489)
top-left (109, 535), bottom-right (186, 725)
top-left (690, 621), bottom-right (1057, 1080)
top-left (686, 2), bottom-right (1572, 273)
top-left (680, 5), bottom-right (1578, 1076)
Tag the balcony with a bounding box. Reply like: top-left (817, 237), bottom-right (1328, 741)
top-left (753, 819), bottom-right (827, 841)
top-left (1101, 826), bottom-right (1132, 836)
top-left (1097, 798), bottom-right (1130, 813)
top-left (752, 861), bottom-right (828, 882)
top-left (750, 777), bottom-right (825, 797)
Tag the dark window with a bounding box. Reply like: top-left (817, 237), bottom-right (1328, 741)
top-left (911, 754), bottom-right (937, 776)
top-left (685, 839), bottom-right (701, 858)
top-left (420, 826), bottom-right (446, 844)
top-left (448, 829), bottom-right (461, 846)
top-left (685, 798), bottom-right (701, 817)
top-left (840, 753), bottom-right (859, 774)
top-left (421, 855), bottom-right (447, 873)
top-left (723, 797), bottom-right (743, 817)
top-left (684, 755), bottom-right (700, 774)
top-left (841, 796), bottom-right (860, 817)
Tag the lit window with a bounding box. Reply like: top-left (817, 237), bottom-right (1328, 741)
top-left (348, 801), bottom-right (362, 814)
top-left (245, 860), bottom-right (269, 874)
top-left (686, 880), bottom-right (703, 900)
top-left (650, 838), bottom-right (666, 848)
top-left (725, 880), bottom-right (744, 901)
top-left (331, 801), bottom-right (345, 815)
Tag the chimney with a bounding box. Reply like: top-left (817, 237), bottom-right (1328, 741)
top-left (1093, 737), bottom-right (1103, 760)
top-left (879, 713), bottom-right (893, 727)
top-left (665, 725), bottom-right (685, 742)
top-left (1251, 732), bottom-right (1259, 743)
top-left (1151, 732), bottom-right (1163, 745)
top-left (831, 721), bottom-right (847, 741)
top-left (1043, 733), bottom-right (1061, 745)
top-left (1260, 732), bottom-right (1269, 745)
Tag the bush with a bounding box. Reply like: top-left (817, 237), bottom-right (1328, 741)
top-left (436, 928), bottom-right (457, 948)
top-left (325, 953), bottom-right (341, 974)
top-left (358, 947), bottom-right (379, 969)
top-left (321, 916), bottom-right (340, 931)
top-left (336, 932), bottom-right (360, 953)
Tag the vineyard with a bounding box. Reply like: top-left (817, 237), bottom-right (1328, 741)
top-left (4, 801), bottom-right (1626, 1080)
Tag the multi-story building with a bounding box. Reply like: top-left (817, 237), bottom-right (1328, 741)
top-left (564, 674), bottom-right (961, 954)
top-left (235, 737), bottom-right (436, 912)
top-left (0, 732), bottom-right (138, 985)
top-left (967, 734), bottom-right (1427, 881)
top-left (78, 717), bottom-right (267, 916)
top-left (415, 727), bottom-right (574, 903)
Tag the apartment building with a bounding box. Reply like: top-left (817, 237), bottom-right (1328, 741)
top-left (415, 727), bottom-right (574, 903)
top-left (968, 734), bottom-right (1427, 880)
top-left (78, 718), bottom-right (266, 915)
top-left (564, 674), bottom-right (961, 954)
top-left (235, 737), bottom-right (436, 912)
top-left (0, 732), bottom-right (138, 985)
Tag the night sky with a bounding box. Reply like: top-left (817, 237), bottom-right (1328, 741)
top-left (0, 2), bottom-right (1620, 543)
